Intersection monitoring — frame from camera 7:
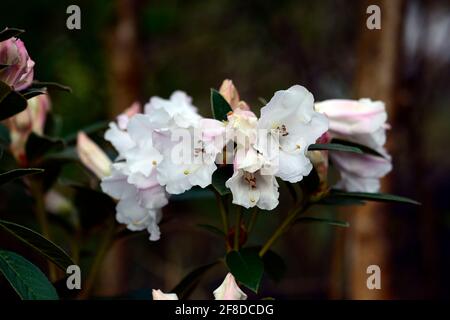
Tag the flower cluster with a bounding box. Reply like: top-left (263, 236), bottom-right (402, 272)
top-left (92, 80), bottom-right (392, 241)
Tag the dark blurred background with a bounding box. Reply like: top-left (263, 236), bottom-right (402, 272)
top-left (1, 0), bottom-right (449, 299)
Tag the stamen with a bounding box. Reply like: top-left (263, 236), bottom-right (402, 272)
top-left (243, 172), bottom-right (257, 189)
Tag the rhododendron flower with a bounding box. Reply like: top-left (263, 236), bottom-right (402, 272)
top-left (7, 94), bottom-right (50, 164)
top-left (0, 37), bottom-right (34, 91)
top-left (213, 273), bottom-right (248, 300)
top-left (315, 99), bottom-right (392, 192)
top-left (157, 120), bottom-right (225, 194)
top-left (101, 164), bottom-right (167, 241)
top-left (257, 85), bottom-right (329, 183)
top-left (144, 91), bottom-right (201, 129)
top-left (226, 168), bottom-right (279, 210)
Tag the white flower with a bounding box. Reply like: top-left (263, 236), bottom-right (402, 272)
top-left (104, 122), bottom-right (135, 158)
top-left (315, 98), bottom-right (389, 154)
top-left (144, 91), bottom-right (201, 129)
top-left (225, 168), bottom-right (279, 210)
top-left (157, 120), bottom-right (225, 195)
top-left (331, 152), bottom-right (392, 193)
top-left (101, 163), bottom-right (167, 241)
top-left (315, 99), bottom-right (392, 192)
top-left (257, 85), bottom-right (329, 183)
top-left (152, 289), bottom-right (179, 300)
top-left (226, 108), bottom-right (258, 147)
top-left (213, 273), bottom-right (247, 300)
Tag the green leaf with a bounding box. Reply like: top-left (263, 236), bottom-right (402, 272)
top-left (25, 133), bottom-right (65, 161)
top-left (317, 195), bottom-right (365, 206)
top-left (308, 143), bottom-right (363, 154)
top-left (262, 250), bottom-right (286, 283)
top-left (211, 165), bottom-right (233, 196)
top-left (30, 81), bottom-right (72, 93)
top-left (20, 88), bottom-right (47, 100)
top-left (226, 248), bottom-right (264, 293)
top-left (331, 138), bottom-right (385, 157)
top-left (0, 220), bottom-right (74, 271)
top-left (0, 27), bottom-right (25, 42)
top-left (171, 262), bottom-right (219, 299)
top-left (0, 250), bottom-right (58, 300)
top-left (330, 190), bottom-right (421, 205)
top-left (196, 224), bottom-right (225, 237)
top-left (211, 88), bottom-right (232, 121)
top-left (295, 216), bottom-right (350, 228)
top-left (0, 81), bottom-right (28, 121)
top-left (0, 123), bottom-right (10, 146)
top-left (0, 168), bottom-right (44, 186)
top-left (63, 120), bottom-right (109, 144)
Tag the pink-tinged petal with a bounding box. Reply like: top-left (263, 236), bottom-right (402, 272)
top-left (6, 94), bottom-right (51, 163)
top-left (0, 38), bottom-right (34, 90)
top-left (77, 132), bottom-right (112, 179)
top-left (117, 101), bottom-right (141, 130)
top-left (219, 79), bottom-right (250, 111)
top-left (152, 289), bottom-right (178, 300)
top-left (213, 273), bottom-right (248, 300)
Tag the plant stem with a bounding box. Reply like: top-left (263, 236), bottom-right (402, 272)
top-left (259, 207), bottom-right (301, 257)
top-left (259, 199), bottom-right (310, 257)
top-left (247, 207), bottom-right (259, 235)
top-left (214, 191), bottom-right (229, 251)
top-left (79, 217), bottom-right (116, 299)
top-left (29, 180), bottom-right (57, 282)
top-left (233, 206), bottom-right (242, 251)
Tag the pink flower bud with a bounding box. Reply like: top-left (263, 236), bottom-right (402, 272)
top-left (213, 273), bottom-right (247, 300)
top-left (152, 289), bottom-right (178, 300)
top-left (76, 132), bottom-right (112, 179)
top-left (219, 79), bottom-right (250, 111)
top-left (7, 94), bottom-right (50, 164)
top-left (0, 38), bottom-right (35, 91)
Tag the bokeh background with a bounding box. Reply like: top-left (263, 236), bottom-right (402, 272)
top-left (1, 0), bottom-right (450, 299)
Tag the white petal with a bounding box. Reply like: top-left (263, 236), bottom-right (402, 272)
top-left (213, 273), bottom-right (248, 300)
top-left (100, 164), bottom-right (136, 199)
top-left (225, 170), bottom-right (260, 209)
top-left (152, 289), bottom-right (178, 300)
top-left (104, 122), bottom-right (135, 157)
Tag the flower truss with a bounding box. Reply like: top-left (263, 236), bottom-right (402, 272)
top-left (74, 78), bottom-right (420, 298)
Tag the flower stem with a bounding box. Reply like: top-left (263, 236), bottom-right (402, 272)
top-left (259, 207), bottom-right (300, 257)
top-left (29, 180), bottom-right (57, 282)
top-left (233, 206), bottom-right (242, 251)
top-left (259, 199), bottom-right (310, 257)
top-left (214, 191), bottom-right (229, 247)
top-left (247, 207), bottom-right (259, 235)
top-left (79, 217), bottom-right (115, 299)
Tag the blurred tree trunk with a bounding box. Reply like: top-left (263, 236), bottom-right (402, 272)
top-left (96, 0), bottom-right (144, 297)
top-left (330, 0), bottom-right (405, 299)
top-left (106, 0), bottom-right (143, 117)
